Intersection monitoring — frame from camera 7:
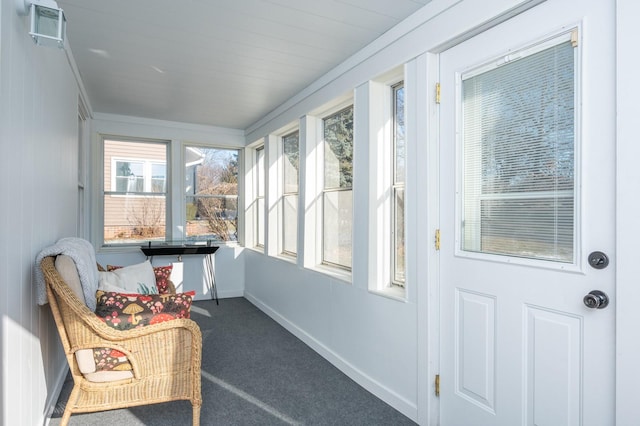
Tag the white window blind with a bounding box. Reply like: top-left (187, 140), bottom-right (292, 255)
top-left (461, 37), bottom-right (575, 263)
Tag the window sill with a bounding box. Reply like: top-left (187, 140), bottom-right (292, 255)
top-left (97, 245), bottom-right (144, 254)
top-left (275, 253), bottom-right (297, 264)
top-left (369, 285), bottom-right (406, 302)
top-left (307, 263), bottom-right (352, 284)
top-left (245, 245), bottom-right (265, 255)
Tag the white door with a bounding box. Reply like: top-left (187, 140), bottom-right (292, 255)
top-left (439, 1), bottom-right (615, 425)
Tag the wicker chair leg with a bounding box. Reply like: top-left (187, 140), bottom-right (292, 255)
top-left (60, 384), bottom-right (81, 426)
top-left (192, 403), bottom-right (201, 426)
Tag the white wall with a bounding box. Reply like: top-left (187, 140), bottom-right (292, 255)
top-left (0, 2), bottom-right (83, 424)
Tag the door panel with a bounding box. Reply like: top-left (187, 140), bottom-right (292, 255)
top-left (439, 1), bottom-right (615, 425)
top-left (455, 289), bottom-right (496, 412)
top-left (524, 306), bottom-right (582, 425)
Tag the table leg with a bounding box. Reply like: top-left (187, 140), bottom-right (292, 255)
top-left (205, 253), bottom-right (218, 304)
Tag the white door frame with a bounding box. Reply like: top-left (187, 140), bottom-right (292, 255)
top-left (615, 0), bottom-right (640, 423)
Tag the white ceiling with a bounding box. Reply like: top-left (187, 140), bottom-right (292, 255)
top-left (57, 0), bottom-right (431, 130)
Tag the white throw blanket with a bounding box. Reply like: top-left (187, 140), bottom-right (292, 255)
top-left (35, 238), bottom-right (99, 311)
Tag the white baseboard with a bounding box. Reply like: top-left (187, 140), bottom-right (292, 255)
top-left (244, 291), bottom-right (418, 422)
top-left (194, 289), bottom-right (244, 302)
top-left (42, 361), bottom-right (69, 425)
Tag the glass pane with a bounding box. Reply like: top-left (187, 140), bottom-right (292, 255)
top-left (151, 163), bottom-right (166, 193)
top-left (115, 161), bottom-right (144, 192)
top-left (283, 132), bottom-right (299, 194)
top-left (186, 195), bottom-right (238, 241)
top-left (324, 106), bottom-right (354, 189)
top-left (257, 197), bottom-right (265, 246)
top-left (103, 139), bottom-right (167, 245)
top-left (185, 147), bottom-right (239, 241)
top-left (461, 40), bottom-right (574, 262)
top-left (104, 194), bottom-right (166, 244)
top-left (282, 194), bottom-right (298, 255)
top-left (393, 188), bottom-right (405, 283)
top-left (394, 84), bottom-right (406, 184)
top-left (256, 148), bottom-right (265, 197)
top-left (323, 190), bottom-right (352, 268)
top-left (479, 196), bottom-right (573, 261)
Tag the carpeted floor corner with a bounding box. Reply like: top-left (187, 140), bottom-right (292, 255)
top-left (49, 297), bottom-right (417, 425)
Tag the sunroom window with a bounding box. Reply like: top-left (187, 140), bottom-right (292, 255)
top-left (392, 82), bottom-right (406, 285)
top-left (282, 131), bottom-right (299, 256)
top-left (323, 105), bottom-right (354, 270)
top-left (185, 146), bottom-right (239, 242)
top-left (103, 139), bottom-right (167, 245)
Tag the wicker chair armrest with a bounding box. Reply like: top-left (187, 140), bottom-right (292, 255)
top-left (72, 318), bottom-right (202, 378)
top-left (87, 315), bottom-right (201, 342)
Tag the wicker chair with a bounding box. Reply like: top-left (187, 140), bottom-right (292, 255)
top-left (40, 256), bottom-right (202, 425)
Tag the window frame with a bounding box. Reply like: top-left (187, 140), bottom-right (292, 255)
top-left (321, 104), bottom-right (354, 271)
top-left (96, 136), bottom-right (244, 249)
top-left (364, 66), bottom-right (407, 299)
top-left (255, 145), bottom-right (265, 248)
top-left (99, 136), bottom-right (170, 247)
top-left (280, 130), bottom-right (300, 257)
top-left (183, 144), bottom-right (240, 244)
top-left (391, 81), bottom-right (406, 287)
top-left (455, 31), bottom-right (581, 270)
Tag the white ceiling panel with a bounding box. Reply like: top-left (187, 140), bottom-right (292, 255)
top-left (57, 0), bottom-right (431, 129)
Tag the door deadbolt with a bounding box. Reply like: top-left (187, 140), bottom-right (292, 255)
top-left (588, 251), bottom-right (609, 269)
top-left (583, 290), bottom-right (609, 309)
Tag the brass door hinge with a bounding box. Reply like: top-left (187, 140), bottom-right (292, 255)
top-left (435, 229), bottom-right (441, 251)
top-left (435, 83), bottom-right (441, 104)
top-left (435, 374), bottom-right (440, 397)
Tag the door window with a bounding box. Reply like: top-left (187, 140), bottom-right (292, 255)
top-left (461, 35), bottom-right (576, 263)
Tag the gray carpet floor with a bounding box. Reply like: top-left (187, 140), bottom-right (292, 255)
top-left (49, 297), bottom-right (417, 425)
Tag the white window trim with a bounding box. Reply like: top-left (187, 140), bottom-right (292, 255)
top-left (255, 145), bottom-right (265, 249)
top-left (181, 143), bottom-right (242, 244)
top-left (275, 126), bottom-right (300, 261)
top-left (302, 95), bottom-right (354, 282)
top-left (366, 66), bottom-right (407, 298)
top-left (97, 136), bottom-right (171, 249)
top-left (94, 132), bottom-right (245, 251)
top-left (244, 139), bottom-right (265, 251)
top-left (453, 29), bottom-right (582, 273)
top-left (391, 81), bottom-right (406, 287)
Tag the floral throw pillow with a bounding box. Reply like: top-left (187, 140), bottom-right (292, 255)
top-left (95, 290), bottom-right (195, 331)
top-left (108, 264), bottom-right (173, 294)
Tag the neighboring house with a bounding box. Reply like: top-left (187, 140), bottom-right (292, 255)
top-left (184, 146), bottom-right (206, 197)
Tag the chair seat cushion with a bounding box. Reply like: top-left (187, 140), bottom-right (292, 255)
top-left (84, 370), bottom-right (134, 383)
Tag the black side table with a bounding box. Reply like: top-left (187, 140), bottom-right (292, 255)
top-left (140, 243), bottom-right (220, 304)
